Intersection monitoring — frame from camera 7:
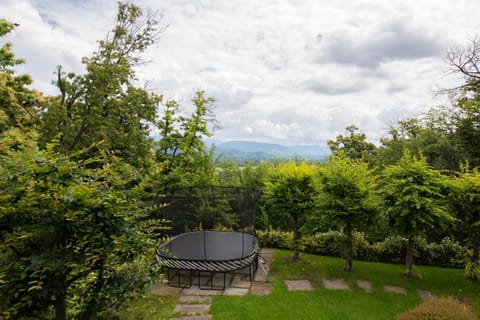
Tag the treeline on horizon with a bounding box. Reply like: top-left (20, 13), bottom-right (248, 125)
top-left (1, 2), bottom-right (480, 319)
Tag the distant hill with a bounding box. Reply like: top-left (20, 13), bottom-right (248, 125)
top-left (208, 140), bottom-right (330, 162)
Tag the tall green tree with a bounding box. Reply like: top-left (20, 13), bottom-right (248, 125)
top-left (0, 19), bottom-right (42, 134)
top-left (381, 151), bottom-right (453, 277)
top-left (317, 155), bottom-right (379, 271)
top-left (155, 91), bottom-right (218, 188)
top-left (0, 137), bottom-right (155, 319)
top-left (39, 3), bottom-right (163, 168)
top-left (449, 165), bottom-right (480, 280)
top-left (377, 114), bottom-right (462, 172)
top-left (265, 162), bottom-right (317, 260)
top-left (327, 125), bottom-right (376, 162)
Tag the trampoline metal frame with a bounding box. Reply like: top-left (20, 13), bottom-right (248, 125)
top-left (156, 231), bottom-right (259, 290)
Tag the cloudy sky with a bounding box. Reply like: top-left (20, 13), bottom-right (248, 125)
top-left (2, 0), bottom-right (480, 145)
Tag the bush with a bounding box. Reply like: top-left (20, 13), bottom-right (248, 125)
top-left (257, 229), bottom-right (293, 250)
top-left (465, 261), bottom-right (480, 281)
top-left (396, 296), bottom-right (478, 320)
top-left (256, 229), bottom-right (467, 268)
top-left (301, 230), bottom-right (347, 256)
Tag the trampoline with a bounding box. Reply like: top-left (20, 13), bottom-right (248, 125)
top-left (156, 231), bottom-right (259, 289)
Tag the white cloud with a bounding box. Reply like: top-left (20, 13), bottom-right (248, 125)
top-left (1, 0), bottom-right (480, 145)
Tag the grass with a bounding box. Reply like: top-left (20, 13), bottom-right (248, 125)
top-left (119, 292), bottom-right (177, 320)
top-left (211, 249), bottom-right (480, 320)
top-left (124, 249), bottom-right (480, 319)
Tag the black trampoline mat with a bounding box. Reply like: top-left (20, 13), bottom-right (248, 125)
top-left (159, 231), bottom-right (257, 261)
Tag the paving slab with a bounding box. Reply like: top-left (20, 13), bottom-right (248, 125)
top-left (170, 315), bottom-right (212, 320)
top-left (173, 304), bottom-right (210, 315)
top-left (356, 280), bottom-right (372, 292)
top-left (254, 269), bottom-right (269, 282)
top-left (255, 249), bottom-right (273, 282)
top-left (322, 279), bottom-right (350, 290)
top-left (183, 287), bottom-right (223, 296)
top-left (259, 249), bottom-right (273, 265)
top-left (250, 282), bottom-right (272, 295)
top-left (285, 280), bottom-right (314, 291)
top-left (384, 285), bottom-right (407, 295)
top-left (223, 287), bottom-right (250, 296)
top-left (231, 274), bottom-right (252, 288)
top-left (417, 289), bottom-right (434, 300)
top-left (150, 282), bottom-right (182, 295)
top-left (177, 295), bottom-right (213, 303)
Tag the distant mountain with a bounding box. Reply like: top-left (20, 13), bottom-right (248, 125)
top-left (210, 140), bottom-right (330, 162)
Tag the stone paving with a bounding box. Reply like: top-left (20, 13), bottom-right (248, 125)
top-left (384, 284), bottom-right (407, 295)
top-left (356, 279), bottom-right (372, 292)
top-left (152, 248), bottom-right (435, 319)
top-left (285, 280), bottom-right (314, 291)
top-left (321, 278), bottom-right (350, 290)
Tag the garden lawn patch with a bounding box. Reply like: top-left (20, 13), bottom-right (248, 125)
top-left (211, 249), bottom-right (480, 319)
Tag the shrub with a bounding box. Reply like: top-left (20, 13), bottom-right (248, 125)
top-left (301, 230), bottom-right (347, 256)
top-left (257, 229), bottom-right (293, 250)
top-left (396, 296), bottom-right (478, 320)
top-left (256, 229), bottom-right (467, 268)
top-left (465, 261), bottom-right (480, 281)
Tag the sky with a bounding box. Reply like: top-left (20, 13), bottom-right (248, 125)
top-left (2, 0), bottom-right (480, 146)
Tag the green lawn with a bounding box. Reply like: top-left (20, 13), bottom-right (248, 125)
top-left (125, 249), bottom-right (480, 319)
top-left (212, 249), bottom-right (480, 320)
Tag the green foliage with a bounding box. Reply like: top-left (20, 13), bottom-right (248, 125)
top-left (449, 166), bottom-right (480, 280)
top-left (396, 296), bottom-right (478, 320)
top-left (0, 135), bottom-right (158, 319)
top-left (327, 124), bottom-right (376, 162)
top-left (316, 155), bottom-right (380, 271)
top-left (0, 19), bottom-right (41, 134)
top-left (465, 261), bottom-right (480, 281)
top-left (454, 92), bottom-right (480, 168)
top-left (257, 229), bottom-right (295, 250)
top-left (257, 229), bottom-right (466, 268)
top-left (154, 91), bottom-right (217, 188)
top-left (381, 150), bottom-right (454, 277)
top-left (264, 161), bottom-right (317, 259)
top-left (39, 3), bottom-right (161, 168)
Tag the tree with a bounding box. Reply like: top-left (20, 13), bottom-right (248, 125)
top-left (445, 37), bottom-right (480, 168)
top-left (0, 137), bottom-right (155, 319)
top-left (264, 162), bottom-right (317, 260)
top-left (317, 155), bottom-right (379, 271)
top-left (447, 36), bottom-right (480, 91)
top-left (327, 125), bottom-right (376, 162)
top-left (0, 7), bottom-right (163, 320)
top-left (0, 19), bottom-right (42, 134)
top-left (449, 165), bottom-right (480, 280)
top-left (39, 3), bottom-right (164, 168)
top-left (376, 116), bottom-right (462, 171)
top-left (155, 91), bottom-right (218, 188)
top-left (381, 150), bottom-right (453, 277)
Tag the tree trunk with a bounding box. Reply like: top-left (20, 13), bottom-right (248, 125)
top-left (405, 237), bottom-right (414, 278)
top-left (344, 222), bottom-right (353, 272)
top-left (292, 217), bottom-right (299, 261)
top-left (55, 295), bottom-right (66, 320)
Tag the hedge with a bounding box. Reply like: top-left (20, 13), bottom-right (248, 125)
top-left (256, 229), bottom-right (467, 268)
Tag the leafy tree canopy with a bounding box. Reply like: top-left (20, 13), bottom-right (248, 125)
top-left (38, 3), bottom-right (164, 169)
